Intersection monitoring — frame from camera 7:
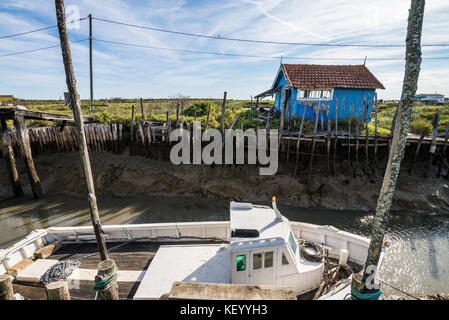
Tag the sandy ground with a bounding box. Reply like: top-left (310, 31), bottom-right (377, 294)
top-left (1, 150), bottom-right (449, 214)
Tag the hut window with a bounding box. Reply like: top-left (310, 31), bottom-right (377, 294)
top-left (253, 253), bottom-right (262, 270)
top-left (236, 255), bottom-right (246, 271)
top-left (264, 251), bottom-right (273, 268)
top-left (297, 89), bottom-right (332, 101)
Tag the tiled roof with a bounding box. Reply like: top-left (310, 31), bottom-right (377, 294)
top-left (280, 64), bottom-right (385, 89)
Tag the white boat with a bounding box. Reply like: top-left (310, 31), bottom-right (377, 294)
top-left (0, 199), bottom-right (386, 300)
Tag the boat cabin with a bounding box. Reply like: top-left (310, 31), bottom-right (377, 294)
top-left (229, 201), bottom-right (323, 294)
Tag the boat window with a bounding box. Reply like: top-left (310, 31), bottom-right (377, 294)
top-left (282, 252), bottom-right (289, 266)
top-left (264, 251), bottom-right (273, 268)
top-left (236, 255), bottom-right (246, 271)
top-left (253, 253), bottom-right (262, 270)
top-left (288, 232), bottom-right (298, 256)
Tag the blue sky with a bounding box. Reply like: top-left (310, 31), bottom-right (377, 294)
top-left (0, 0), bottom-right (448, 100)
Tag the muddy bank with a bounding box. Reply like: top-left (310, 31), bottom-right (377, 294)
top-left (1, 150), bottom-right (448, 214)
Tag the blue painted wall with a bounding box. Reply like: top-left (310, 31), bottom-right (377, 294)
top-left (273, 70), bottom-right (376, 122)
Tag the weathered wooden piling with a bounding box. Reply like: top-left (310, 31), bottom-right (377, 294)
top-left (0, 274), bottom-right (14, 300)
top-left (374, 93), bottom-right (379, 169)
top-left (0, 120), bottom-right (23, 197)
top-left (221, 91), bottom-right (227, 136)
top-left (140, 98), bottom-right (145, 123)
top-left (437, 122), bottom-right (449, 178)
top-left (55, 0), bottom-right (109, 261)
top-left (307, 105), bottom-right (320, 186)
top-left (130, 105), bottom-right (135, 156)
top-left (46, 281), bottom-right (71, 300)
top-left (293, 104), bottom-right (306, 177)
top-left (14, 115), bottom-right (43, 198)
top-left (364, 101), bottom-right (369, 175)
top-left (425, 113), bottom-right (439, 178)
top-left (95, 259), bottom-right (119, 300)
top-left (333, 100), bottom-right (339, 175)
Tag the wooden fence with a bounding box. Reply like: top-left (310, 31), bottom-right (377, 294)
top-left (5, 123), bottom-right (123, 158)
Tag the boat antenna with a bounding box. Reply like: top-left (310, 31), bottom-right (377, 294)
top-left (272, 196), bottom-right (282, 221)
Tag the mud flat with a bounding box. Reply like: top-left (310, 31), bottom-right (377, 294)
top-left (1, 151), bottom-right (448, 214)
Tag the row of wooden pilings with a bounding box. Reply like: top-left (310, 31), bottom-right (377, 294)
top-left (0, 259), bottom-right (119, 300)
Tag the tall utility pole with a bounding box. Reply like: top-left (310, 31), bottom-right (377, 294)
top-left (355, 0), bottom-right (425, 295)
top-left (55, 0), bottom-right (108, 260)
top-left (89, 13), bottom-right (93, 117)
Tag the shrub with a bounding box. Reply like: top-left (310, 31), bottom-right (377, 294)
top-left (410, 118), bottom-right (432, 136)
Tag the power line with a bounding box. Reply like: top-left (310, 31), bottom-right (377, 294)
top-left (92, 16), bottom-right (449, 48)
top-left (0, 17), bottom-right (88, 40)
top-left (0, 38), bottom-right (88, 57)
top-left (94, 38), bottom-right (449, 61)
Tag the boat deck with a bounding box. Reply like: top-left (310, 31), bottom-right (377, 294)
top-left (12, 240), bottom-right (222, 300)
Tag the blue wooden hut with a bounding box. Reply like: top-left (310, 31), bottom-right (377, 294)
top-left (255, 64), bottom-right (385, 123)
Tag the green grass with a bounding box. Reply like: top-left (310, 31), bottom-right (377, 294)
top-left (14, 98), bottom-right (449, 135)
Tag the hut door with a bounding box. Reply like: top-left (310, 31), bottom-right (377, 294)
top-left (249, 249), bottom-right (276, 285)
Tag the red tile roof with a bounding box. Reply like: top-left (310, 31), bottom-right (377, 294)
top-left (280, 64), bottom-right (385, 90)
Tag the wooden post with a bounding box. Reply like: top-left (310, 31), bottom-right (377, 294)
top-left (95, 259), bottom-right (119, 300)
top-left (46, 281), bottom-right (70, 300)
top-left (408, 130), bottom-right (424, 175)
top-left (221, 91), bottom-right (227, 137)
top-left (437, 122), bottom-right (449, 177)
top-left (347, 105), bottom-right (353, 174)
top-left (176, 103), bottom-right (180, 126)
top-left (425, 113), bottom-right (439, 178)
top-left (333, 99), bottom-right (338, 175)
top-left (307, 104), bottom-right (320, 185)
top-left (364, 100), bottom-right (369, 175)
top-left (326, 105), bottom-right (331, 174)
top-left (130, 105), bottom-right (135, 156)
top-left (293, 104), bottom-right (307, 177)
top-left (0, 120), bottom-right (23, 197)
top-left (55, 0), bottom-right (109, 261)
top-left (286, 100), bottom-right (292, 162)
top-left (359, 0), bottom-right (425, 293)
top-left (14, 115), bottom-right (43, 198)
top-left (206, 103), bottom-right (211, 129)
top-left (354, 117), bottom-right (359, 178)
top-left (374, 93), bottom-right (379, 169)
top-left (0, 274), bottom-right (14, 300)
top-left (140, 98), bottom-right (145, 123)
top-left (279, 87), bottom-right (287, 139)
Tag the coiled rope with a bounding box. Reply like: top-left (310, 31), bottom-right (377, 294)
top-left (297, 239), bottom-right (324, 262)
top-left (350, 283), bottom-right (382, 300)
top-left (93, 268), bottom-right (117, 300)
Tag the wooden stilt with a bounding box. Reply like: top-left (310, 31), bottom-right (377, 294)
top-left (425, 113), bottom-right (439, 178)
top-left (140, 98), bottom-right (145, 123)
top-left (408, 131), bottom-right (424, 175)
top-left (326, 105), bottom-right (331, 175)
top-left (347, 105), bottom-right (353, 173)
top-left (437, 122), bottom-right (449, 178)
top-left (364, 101), bottom-right (369, 175)
top-left (0, 120), bottom-right (23, 197)
top-left (354, 117), bottom-right (359, 178)
top-left (333, 99), bottom-right (338, 175)
top-left (130, 105), bottom-right (135, 156)
top-left (307, 104), bottom-right (319, 185)
top-left (221, 91), bottom-right (227, 137)
top-left (293, 103), bottom-right (307, 177)
top-left (374, 93), bottom-right (379, 170)
top-left (14, 115), bottom-right (43, 198)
